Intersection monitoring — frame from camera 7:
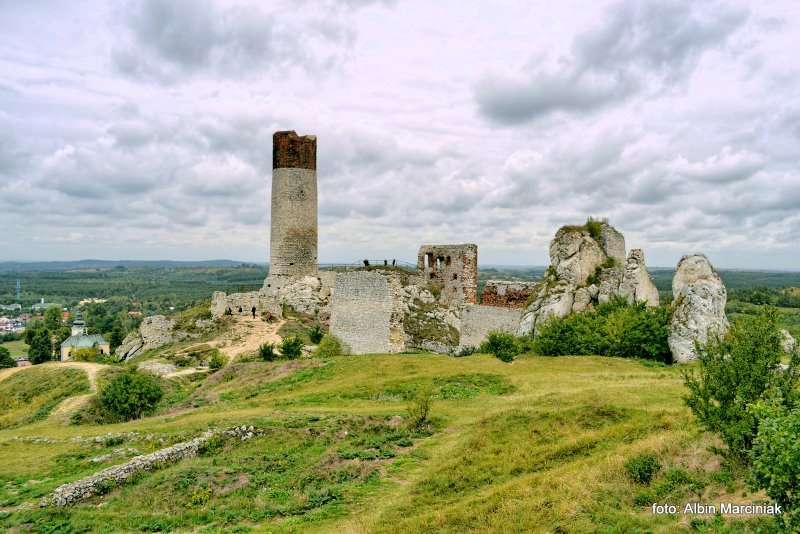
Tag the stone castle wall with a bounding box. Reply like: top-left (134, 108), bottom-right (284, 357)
top-left (459, 305), bottom-right (523, 348)
top-left (481, 280), bottom-right (537, 308)
top-left (417, 244), bottom-right (478, 306)
top-left (329, 271), bottom-right (405, 354)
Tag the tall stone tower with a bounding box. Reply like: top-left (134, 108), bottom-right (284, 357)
top-left (265, 131), bottom-right (318, 290)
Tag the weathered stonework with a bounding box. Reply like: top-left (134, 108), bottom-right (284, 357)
top-left (42, 427), bottom-right (260, 507)
top-left (115, 315), bottom-right (177, 360)
top-left (459, 305), bottom-right (522, 348)
top-left (329, 271), bottom-right (405, 354)
top-left (417, 244), bottom-right (478, 306)
top-left (266, 131), bottom-right (318, 290)
top-left (481, 280), bottom-right (538, 308)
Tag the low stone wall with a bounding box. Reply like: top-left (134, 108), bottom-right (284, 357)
top-left (481, 280), bottom-right (538, 309)
top-left (42, 426), bottom-right (259, 507)
top-left (329, 271), bottom-right (405, 354)
top-left (459, 305), bottom-right (522, 348)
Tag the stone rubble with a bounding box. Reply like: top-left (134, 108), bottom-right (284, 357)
top-left (42, 426), bottom-right (262, 507)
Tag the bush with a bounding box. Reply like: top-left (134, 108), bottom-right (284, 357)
top-left (315, 335), bottom-right (344, 358)
top-left (625, 453), bottom-right (661, 484)
top-left (480, 331), bottom-right (520, 363)
top-left (98, 371), bottom-right (163, 422)
top-left (280, 336), bottom-right (304, 359)
top-left (750, 402), bottom-right (800, 530)
top-left (407, 386), bottom-right (433, 429)
top-left (684, 307), bottom-right (798, 460)
top-left (259, 342), bottom-right (277, 362)
top-left (209, 351), bottom-right (227, 370)
top-left (307, 325), bottom-right (325, 344)
top-left (585, 216), bottom-right (603, 241)
top-left (532, 298), bottom-right (671, 362)
top-left (0, 347), bottom-right (14, 368)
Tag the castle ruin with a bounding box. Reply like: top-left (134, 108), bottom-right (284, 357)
top-left (417, 244), bottom-right (478, 306)
top-left (265, 131), bottom-right (318, 290)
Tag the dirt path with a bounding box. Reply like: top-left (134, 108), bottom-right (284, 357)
top-left (0, 361), bottom-right (109, 423)
top-left (210, 316), bottom-right (284, 363)
top-left (49, 362), bottom-right (109, 422)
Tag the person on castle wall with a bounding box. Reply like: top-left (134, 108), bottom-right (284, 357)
top-left (251, 306), bottom-right (256, 319)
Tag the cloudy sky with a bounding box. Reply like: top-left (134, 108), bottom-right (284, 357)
top-left (1, 0), bottom-right (798, 269)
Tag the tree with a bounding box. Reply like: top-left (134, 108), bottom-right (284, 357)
top-left (683, 307), bottom-right (799, 460)
top-left (43, 306), bottom-right (62, 332)
top-left (109, 324), bottom-right (125, 353)
top-left (28, 328), bottom-right (53, 364)
top-left (98, 371), bottom-right (163, 421)
top-left (0, 346), bottom-right (15, 368)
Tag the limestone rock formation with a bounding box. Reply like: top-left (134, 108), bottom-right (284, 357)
top-left (668, 254), bottom-right (729, 363)
top-left (115, 315), bottom-right (176, 360)
top-left (782, 329), bottom-right (797, 354)
top-left (275, 276), bottom-right (329, 317)
top-left (518, 221), bottom-right (660, 336)
top-left (549, 226), bottom-right (608, 286)
top-left (618, 249), bottom-right (660, 307)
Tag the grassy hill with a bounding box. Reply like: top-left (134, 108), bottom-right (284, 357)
top-left (0, 352), bottom-right (774, 532)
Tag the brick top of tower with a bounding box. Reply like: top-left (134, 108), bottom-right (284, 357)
top-left (273, 131), bottom-right (317, 170)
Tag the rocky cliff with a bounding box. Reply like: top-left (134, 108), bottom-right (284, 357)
top-left (518, 221), bottom-right (659, 336)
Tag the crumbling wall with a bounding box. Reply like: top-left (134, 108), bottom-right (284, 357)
top-left (329, 271), bottom-right (405, 354)
top-left (459, 305), bottom-right (522, 349)
top-left (210, 291), bottom-right (281, 320)
top-left (417, 244), bottom-right (478, 306)
top-left (266, 131), bottom-right (318, 290)
top-left (481, 280), bottom-right (538, 308)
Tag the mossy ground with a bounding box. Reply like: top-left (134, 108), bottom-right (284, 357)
top-left (0, 353), bottom-right (776, 532)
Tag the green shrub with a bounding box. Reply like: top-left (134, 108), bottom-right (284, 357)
top-left (98, 371), bottom-right (163, 422)
top-left (315, 335), bottom-right (344, 358)
top-left (585, 217), bottom-right (603, 241)
top-left (479, 331), bottom-right (519, 362)
top-left (532, 298), bottom-right (671, 362)
top-left (684, 307), bottom-right (798, 460)
top-left (0, 346), bottom-right (14, 368)
top-left (259, 342), bottom-right (277, 362)
top-left (209, 351), bottom-right (227, 370)
top-left (625, 453), bottom-right (661, 484)
top-left (407, 385), bottom-right (433, 429)
top-left (750, 402), bottom-right (800, 530)
top-left (280, 336), bottom-right (304, 359)
top-left (308, 324), bottom-right (325, 344)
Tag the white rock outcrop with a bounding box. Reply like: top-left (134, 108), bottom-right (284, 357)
top-left (517, 221), bottom-right (659, 336)
top-left (619, 249), bottom-right (660, 307)
top-left (668, 254), bottom-right (729, 363)
top-left (782, 329), bottom-right (797, 354)
top-left (115, 315), bottom-right (176, 360)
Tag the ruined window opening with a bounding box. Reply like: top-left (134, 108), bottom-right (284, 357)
top-left (436, 256), bottom-right (444, 270)
top-left (430, 272), bottom-right (435, 279)
top-left (452, 273), bottom-right (458, 280)
top-left (423, 254), bottom-right (429, 269)
top-left (446, 256), bottom-right (452, 266)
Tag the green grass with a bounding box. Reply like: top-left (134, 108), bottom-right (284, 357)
top-left (0, 366), bottom-right (89, 429)
top-left (0, 340), bottom-right (28, 358)
top-left (0, 353), bottom-right (777, 532)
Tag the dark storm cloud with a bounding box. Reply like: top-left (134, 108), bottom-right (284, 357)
top-left (476, 0), bottom-right (748, 124)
